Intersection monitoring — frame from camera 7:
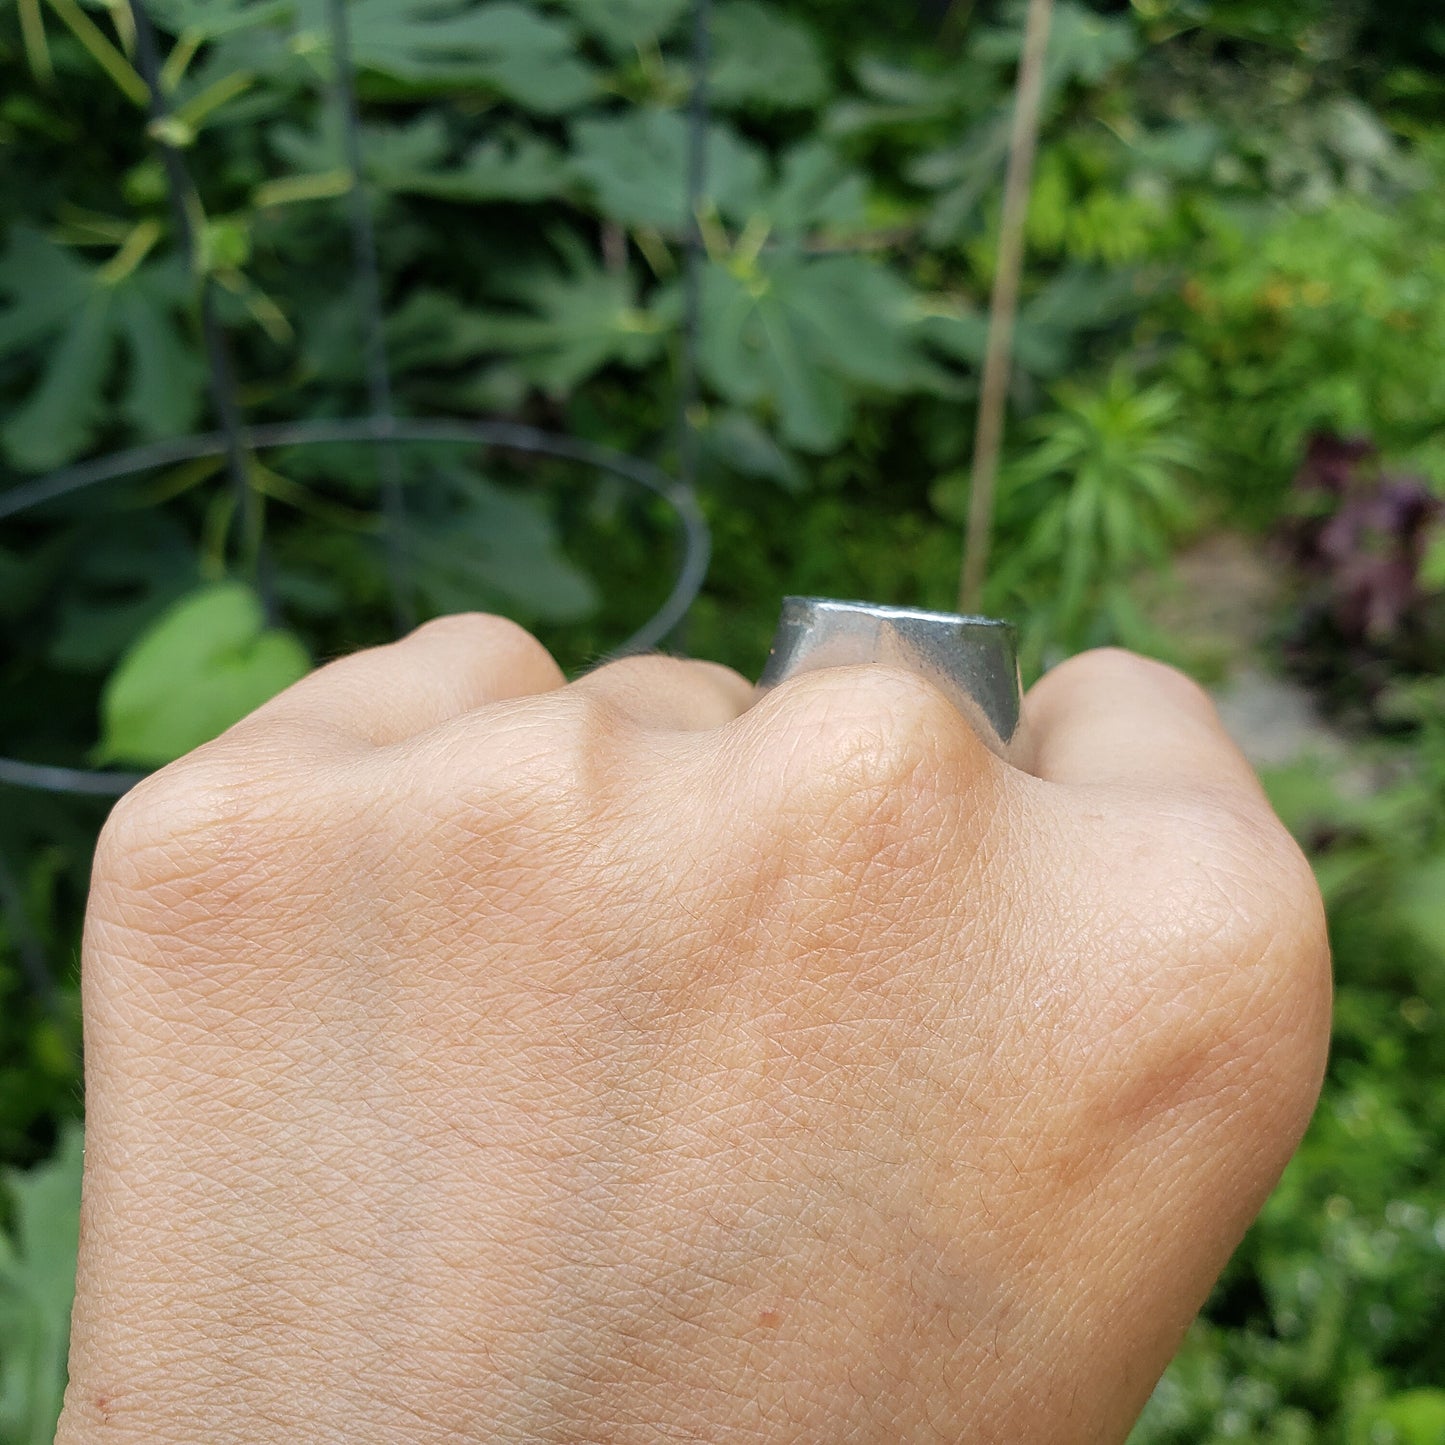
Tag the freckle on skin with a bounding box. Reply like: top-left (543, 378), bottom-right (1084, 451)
top-left (758, 1309), bottom-right (781, 1328)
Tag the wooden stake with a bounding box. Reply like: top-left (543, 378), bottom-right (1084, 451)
top-left (958, 0), bottom-right (1054, 614)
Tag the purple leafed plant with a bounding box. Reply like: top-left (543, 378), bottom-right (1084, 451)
top-left (1278, 432), bottom-right (1445, 714)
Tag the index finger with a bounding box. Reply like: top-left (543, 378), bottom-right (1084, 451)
top-left (236, 613), bottom-right (564, 751)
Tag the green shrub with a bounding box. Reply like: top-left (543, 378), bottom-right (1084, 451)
top-left (1, 3), bottom-right (1443, 1440)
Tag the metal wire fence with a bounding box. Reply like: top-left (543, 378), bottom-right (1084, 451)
top-left (0, 0), bottom-right (721, 802)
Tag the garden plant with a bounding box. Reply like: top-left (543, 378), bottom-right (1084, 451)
top-left (1, 0), bottom-right (1444, 1440)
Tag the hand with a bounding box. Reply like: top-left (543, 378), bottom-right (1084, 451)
top-left (59, 617), bottom-right (1330, 1443)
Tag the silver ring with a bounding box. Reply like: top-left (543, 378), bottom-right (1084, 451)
top-left (756, 597), bottom-right (1025, 761)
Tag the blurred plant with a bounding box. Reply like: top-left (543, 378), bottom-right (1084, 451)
top-left (94, 580), bottom-right (310, 768)
top-left (949, 368), bottom-right (1198, 665)
top-left (0, 1124), bottom-right (81, 1445)
top-left (1277, 432), bottom-right (1445, 715)
top-left (1171, 145), bottom-right (1445, 514)
top-left (3, 0), bottom-right (1445, 1435)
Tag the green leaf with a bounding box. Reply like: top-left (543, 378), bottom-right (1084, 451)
top-left (0, 233), bottom-right (204, 471)
top-left (1367, 1390), bottom-right (1445, 1445)
top-left (49, 516), bottom-right (201, 674)
top-left (2, 293), bottom-right (116, 472)
top-left (912, 109), bottom-right (1012, 243)
top-left (702, 409), bottom-right (804, 492)
top-left (975, 0), bottom-right (1138, 90)
top-left (401, 132), bottom-right (570, 202)
top-left (485, 262), bottom-right (673, 393)
top-left (699, 253), bottom-right (922, 451)
top-left (271, 107), bottom-right (449, 178)
top-left (555, 0), bottom-right (688, 54)
top-left (407, 473), bottom-right (598, 624)
top-left (760, 141), bottom-right (869, 237)
top-left (269, 109), bottom-right (568, 203)
top-left (96, 582), bottom-right (311, 768)
top-left (392, 239), bottom-right (675, 395)
top-left (0, 228), bottom-right (94, 358)
top-left (921, 266), bottom-right (1141, 380)
top-left (0, 1123), bottom-right (83, 1445)
top-left (144, 0), bottom-right (294, 40)
top-left (115, 280), bottom-right (207, 440)
top-left (826, 54), bottom-right (979, 138)
top-left (293, 0), bottom-right (597, 111)
top-left (1395, 854), bottom-right (1445, 965)
top-left (570, 108), bottom-right (766, 229)
top-left (708, 1), bottom-right (828, 112)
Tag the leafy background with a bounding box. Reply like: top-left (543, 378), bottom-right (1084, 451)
top-left (2, 0), bottom-right (1445, 1440)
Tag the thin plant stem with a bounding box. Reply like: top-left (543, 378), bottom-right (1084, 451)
top-left (958, 0), bottom-right (1054, 615)
top-left (46, 0), bottom-right (148, 105)
top-left (18, 0), bottom-right (54, 84)
top-left (126, 0), bottom-right (279, 620)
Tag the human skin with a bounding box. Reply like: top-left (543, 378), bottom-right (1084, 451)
top-left (57, 616), bottom-right (1331, 1443)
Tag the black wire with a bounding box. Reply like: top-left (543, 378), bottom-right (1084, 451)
top-left (126, 0), bottom-right (280, 623)
top-left (2, 4), bottom-right (720, 799)
top-left (325, 0), bottom-right (414, 634)
top-left (0, 416), bottom-right (711, 798)
top-left (665, 0), bottom-right (714, 657)
top-left (0, 759), bottom-right (148, 797)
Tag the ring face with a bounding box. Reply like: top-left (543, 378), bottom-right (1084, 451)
top-left (756, 597), bottom-right (1025, 760)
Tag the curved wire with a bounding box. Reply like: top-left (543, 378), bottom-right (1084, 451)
top-left (0, 418), bottom-right (710, 797)
top-left (0, 758), bottom-right (148, 797)
top-left (2, 0), bottom-right (722, 1011)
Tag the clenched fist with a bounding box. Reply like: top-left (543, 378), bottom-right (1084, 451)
top-left (59, 616), bottom-right (1330, 1443)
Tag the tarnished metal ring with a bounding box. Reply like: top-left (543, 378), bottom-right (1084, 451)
top-left (756, 597), bottom-right (1026, 762)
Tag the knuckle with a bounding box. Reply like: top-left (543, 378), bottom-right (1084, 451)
top-left (1184, 803), bottom-right (1327, 996)
top-left (410, 690), bottom-right (617, 835)
top-left (1072, 646), bottom-right (1190, 690)
top-left (752, 665), bottom-right (997, 866)
top-left (1213, 812), bottom-right (1331, 1075)
top-left (91, 743), bottom-right (307, 912)
top-left (95, 758), bottom-right (235, 887)
top-left (412, 612), bottom-right (560, 681)
top-left (768, 664), bottom-right (985, 790)
top-left (577, 656), bottom-right (747, 719)
top-left (576, 654), bottom-right (670, 700)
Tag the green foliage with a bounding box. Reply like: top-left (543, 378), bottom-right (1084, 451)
top-left (0, 1124), bottom-right (82, 1445)
top-left (267, 110), bottom-right (571, 204)
top-left (933, 369), bottom-right (1199, 664)
top-left (1172, 150), bottom-right (1445, 511)
top-left (570, 109), bottom-right (767, 229)
top-left (0, 229), bottom-right (203, 471)
top-left (96, 581), bottom-right (310, 767)
top-left (1, 1), bottom-right (1444, 1439)
top-left (698, 250), bottom-right (935, 452)
top-left (1367, 1391), bottom-right (1445, 1445)
top-left (708, 0), bottom-right (829, 112)
top-left (557, 0), bottom-right (689, 55)
top-left (402, 466), bottom-right (600, 621)
top-left (441, 236), bottom-right (676, 395)
top-left (294, 0), bottom-right (598, 110)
